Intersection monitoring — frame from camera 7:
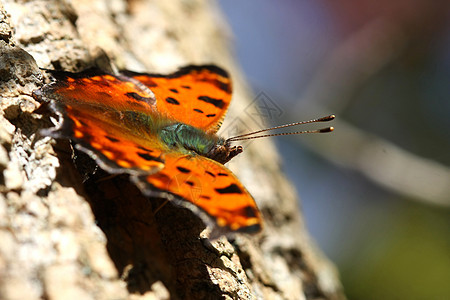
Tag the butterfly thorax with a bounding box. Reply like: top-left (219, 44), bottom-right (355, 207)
top-left (160, 123), bottom-right (242, 165)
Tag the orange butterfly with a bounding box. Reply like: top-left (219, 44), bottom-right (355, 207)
top-left (33, 66), bottom-right (262, 234)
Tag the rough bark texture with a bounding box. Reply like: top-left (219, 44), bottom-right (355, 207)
top-left (0, 1), bottom-right (345, 299)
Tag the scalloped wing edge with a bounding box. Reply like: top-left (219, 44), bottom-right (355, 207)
top-left (131, 174), bottom-right (262, 238)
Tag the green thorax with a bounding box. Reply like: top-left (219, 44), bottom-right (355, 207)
top-left (159, 123), bottom-right (224, 156)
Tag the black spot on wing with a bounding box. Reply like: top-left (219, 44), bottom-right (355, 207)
top-left (198, 96), bottom-right (224, 109)
top-left (215, 183), bottom-right (243, 194)
top-left (193, 108), bottom-right (203, 113)
top-left (137, 146), bottom-right (153, 152)
top-left (138, 152), bottom-right (161, 162)
top-left (218, 173), bottom-right (228, 176)
top-left (126, 92), bottom-right (153, 103)
top-left (170, 88), bottom-right (179, 93)
top-left (185, 181), bottom-right (194, 186)
top-left (181, 85), bottom-right (191, 89)
top-left (206, 114), bottom-right (216, 118)
top-left (205, 171), bottom-right (215, 178)
top-left (177, 166), bottom-right (191, 174)
top-left (243, 206), bottom-right (258, 218)
top-left (200, 195), bottom-right (211, 200)
top-left (105, 136), bottom-right (120, 143)
top-left (214, 81), bottom-right (231, 93)
top-left (166, 97), bottom-right (180, 105)
top-left (78, 119), bottom-right (89, 127)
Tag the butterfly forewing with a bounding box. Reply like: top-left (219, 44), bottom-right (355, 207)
top-left (41, 68), bottom-right (157, 114)
top-left (122, 65), bottom-right (232, 134)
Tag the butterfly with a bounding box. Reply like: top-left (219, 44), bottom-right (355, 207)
top-left (33, 65), bottom-right (263, 234)
top-left (32, 65), bottom-right (335, 235)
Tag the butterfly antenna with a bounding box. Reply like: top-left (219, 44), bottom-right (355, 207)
top-left (227, 114), bottom-right (335, 142)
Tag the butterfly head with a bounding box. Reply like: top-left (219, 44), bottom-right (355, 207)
top-left (206, 138), bottom-right (243, 165)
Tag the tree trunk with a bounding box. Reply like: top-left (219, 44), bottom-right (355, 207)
top-left (0, 1), bottom-right (345, 299)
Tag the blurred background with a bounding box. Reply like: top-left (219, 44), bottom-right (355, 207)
top-left (217, 0), bottom-right (450, 299)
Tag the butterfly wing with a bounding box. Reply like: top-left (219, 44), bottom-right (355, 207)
top-left (122, 65), bottom-right (232, 134)
top-left (34, 67), bottom-right (261, 234)
top-left (135, 154), bottom-right (262, 233)
top-left (33, 69), bottom-right (165, 175)
top-left (39, 68), bottom-right (158, 114)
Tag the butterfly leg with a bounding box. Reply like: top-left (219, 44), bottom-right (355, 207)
top-left (153, 199), bottom-right (169, 215)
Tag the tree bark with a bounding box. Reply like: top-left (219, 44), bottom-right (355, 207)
top-left (0, 1), bottom-right (345, 299)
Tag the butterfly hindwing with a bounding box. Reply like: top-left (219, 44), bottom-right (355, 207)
top-left (122, 65), bottom-right (232, 134)
top-left (137, 154), bottom-right (262, 233)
